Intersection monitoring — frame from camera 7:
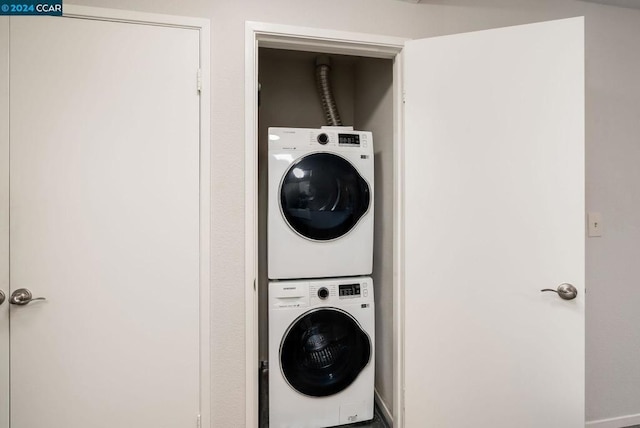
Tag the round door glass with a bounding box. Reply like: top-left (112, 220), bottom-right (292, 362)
top-left (280, 308), bottom-right (371, 397)
top-left (280, 153), bottom-right (370, 241)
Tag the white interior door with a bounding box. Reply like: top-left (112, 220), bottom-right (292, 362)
top-left (403, 18), bottom-right (584, 427)
top-left (8, 16), bottom-right (201, 427)
top-left (0, 17), bottom-right (8, 428)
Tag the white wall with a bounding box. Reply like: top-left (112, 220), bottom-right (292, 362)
top-left (583, 4), bottom-right (640, 423)
top-left (60, 0), bottom-right (640, 425)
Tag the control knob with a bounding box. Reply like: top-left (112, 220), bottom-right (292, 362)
top-left (318, 287), bottom-right (329, 299)
top-left (317, 133), bottom-right (329, 145)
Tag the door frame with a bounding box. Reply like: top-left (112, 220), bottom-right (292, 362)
top-left (4, 5), bottom-right (212, 426)
top-left (244, 21), bottom-right (406, 427)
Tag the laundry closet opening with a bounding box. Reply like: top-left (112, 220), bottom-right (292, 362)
top-left (257, 46), bottom-right (396, 426)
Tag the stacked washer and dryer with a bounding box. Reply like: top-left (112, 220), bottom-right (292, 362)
top-left (268, 127), bottom-right (376, 428)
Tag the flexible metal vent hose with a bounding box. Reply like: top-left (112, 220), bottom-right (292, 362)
top-left (315, 55), bottom-right (342, 126)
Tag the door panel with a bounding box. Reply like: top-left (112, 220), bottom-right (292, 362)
top-left (280, 153), bottom-right (370, 241)
top-left (0, 17), bottom-right (8, 428)
top-left (10, 16), bottom-right (200, 427)
top-left (280, 308), bottom-right (371, 397)
top-left (404, 18), bottom-right (584, 427)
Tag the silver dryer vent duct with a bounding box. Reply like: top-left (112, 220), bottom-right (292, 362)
top-left (315, 55), bottom-right (343, 127)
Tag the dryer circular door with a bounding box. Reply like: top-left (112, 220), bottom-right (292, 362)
top-left (280, 307), bottom-right (371, 397)
top-left (279, 153), bottom-right (370, 241)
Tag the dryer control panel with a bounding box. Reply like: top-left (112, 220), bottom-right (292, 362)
top-left (309, 129), bottom-right (371, 150)
top-left (268, 127), bottom-right (373, 154)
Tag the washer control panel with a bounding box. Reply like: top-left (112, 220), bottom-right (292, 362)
top-left (270, 278), bottom-right (373, 308)
top-left (308, 278), bottom-right (371, 305)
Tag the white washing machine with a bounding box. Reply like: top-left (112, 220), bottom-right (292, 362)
top-left (268, 127), bottom-right (374, 280)
top-left (269, 277), bottom-right (375, 428)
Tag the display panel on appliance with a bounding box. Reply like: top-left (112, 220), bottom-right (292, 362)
top-left (338, 134), bottom-right (360, 146)
top-left (339, 283), bottom-right (361, 297)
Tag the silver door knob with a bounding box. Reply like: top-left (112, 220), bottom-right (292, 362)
top-left (0, 290), bottom-right (5, 306)
top-left (9, 288), bottom-right (46, 305)
top-left (541, 283), bottom-right (578, 300)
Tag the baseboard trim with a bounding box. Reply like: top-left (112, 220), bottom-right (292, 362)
top-left (586, 413), bottom-right (640, 428)
top-left (374, 388), bottom-right (394, 426)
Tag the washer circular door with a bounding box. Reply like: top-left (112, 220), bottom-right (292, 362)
top-left (280, 307), bottom-right (371, 397)
top-left (279, 153), bottom-right (370, 241)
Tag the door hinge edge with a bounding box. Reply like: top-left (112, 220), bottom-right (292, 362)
top-left (197, 414), bottom-right (201, 428)
top-left (197, 69), bottom-right (202, 93)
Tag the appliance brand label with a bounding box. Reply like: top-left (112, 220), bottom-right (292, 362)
top-left (277, 303), bottom-right (301, 308)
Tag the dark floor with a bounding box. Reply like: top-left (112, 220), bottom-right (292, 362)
top-left (260, 364), bottom-right (390, 428)
top-left (349, 406), bottom-right (390, 428)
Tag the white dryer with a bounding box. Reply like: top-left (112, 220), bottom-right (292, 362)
top-left (268, 127), bottom-right (374, 280)
top-left (269, 277), bottom-right (374, 428)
